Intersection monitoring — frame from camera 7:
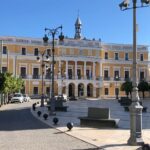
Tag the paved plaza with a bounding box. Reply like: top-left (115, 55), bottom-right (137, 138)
top-left (0, 101), bottom-right (97, 150)
top-left (32, 98), bottom-right (150, 150)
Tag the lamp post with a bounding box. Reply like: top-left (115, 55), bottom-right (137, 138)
top-left (115, 75), bottom-right (119, 99)
top-left (43, 25), bottom-right (64, 115)
top-left (119, 0), bottom-right (150, 146)
top-left (37, 50), bottom-right (50, 107)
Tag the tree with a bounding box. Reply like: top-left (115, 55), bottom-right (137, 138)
top-left (0, 73), bottom-right (24, 94)
top-left (138, 80), bottom-right (149, 99)
top-left (120, 81), bottom-right (132, 98)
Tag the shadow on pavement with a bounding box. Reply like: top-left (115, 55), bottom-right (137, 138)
top-left (0, 107), bottom-right (50, 131)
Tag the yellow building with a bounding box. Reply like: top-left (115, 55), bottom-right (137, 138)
top-left (0, 17), bottom-right (149, 99)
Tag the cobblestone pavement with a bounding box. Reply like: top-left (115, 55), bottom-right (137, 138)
top-left (0, 100), bottom-right (98, 150)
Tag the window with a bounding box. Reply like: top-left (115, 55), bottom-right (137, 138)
top-left (86, 70), bottom-right (90, 79)
top-left (33, 87), bottom-right (38, 95)
top-left (3, 46), bottom-right (7, 54)
top-left (140, 72), bottom-right (144, 81)
top-left (104, 70), bottom-right (109, 80)
top-left (20, 67), bottom-right (26, 78)
top-left (125, 53), bottom-right (128, 60)
top-left (125, 70), bottom-right (129, 80)
top-left (33, 68), bottom-right (39, 79)
top-left (114, 70), bottom-right (119, 79)
top-left (140, 54), bottom-right (143, 61)
top-left (68, 69), bottom-right (73, 79)
top-left (34, 48), bottom-right (39, 56)
top-left (105, 52), bottom-right (108, 59)
top-left (2, 67), bottom-right (7, 73)
top-left (77, 69), bottom-right (81, 79)
top-left (45, 68), bottom-right (51, 79)
top-left (105, 88), bottom-right (109, 95)
top-left (115, 53), bottom-right (119, 60)
top-left (22, 48), bottom-right (26, 55)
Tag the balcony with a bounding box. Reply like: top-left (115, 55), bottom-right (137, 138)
top-left (104, 77), bottom-right (110, 81)
top-left (20, 74), bottom-right (27, 79)
top-left (32, 75), bottom-right (40, 79)
top-left (114, 77), bottom-right (120, 81)
top-left (124, 77), bottom-right (130, 81)
top-left (45, 74), bottom-right (51, 79)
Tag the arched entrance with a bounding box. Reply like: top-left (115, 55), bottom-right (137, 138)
top-left (78, 83), bottom-right (84, 97)
top-left (68, 83), bottom-right (75, 97)
top-left (87, 84), bottom-right (93, 97)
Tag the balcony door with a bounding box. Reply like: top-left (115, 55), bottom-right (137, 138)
top-left (86, 70), bottom-right (90, 79)
top-left (33, 68), bottom-right (39, 79)
top-left (77, 69), bottom-right (81, 79)
top-left (68, 69), bottom-right (72, 79)
top-left (21, 67), bottom-right (26, 78)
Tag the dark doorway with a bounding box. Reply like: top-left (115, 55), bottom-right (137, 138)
top-left (69, 84), bottom-right (75, 97)
top-left (78, 84), bottom-right (84, 97)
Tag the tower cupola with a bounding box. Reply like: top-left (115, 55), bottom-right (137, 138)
top-left (74, 16), bottom-right (82, 39)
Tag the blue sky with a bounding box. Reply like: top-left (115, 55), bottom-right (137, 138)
top-left (0, 0), bottom-right (150, 45)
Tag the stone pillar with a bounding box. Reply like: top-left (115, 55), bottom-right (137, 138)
top-left (100, 63), bottom-right (102, 80)
top-left (93, 87), bottom-right (96, 97)
top-left (84, 61), bottom-right (86, 79)
top-left (75, 84), bottom-right (78, 97)
top-left (66, 61), bottom-right (68, 79)
top-left (75, 61), bottom-right (77, 79)
top-left (84, 84), bottom-right (87, 97)
top-left (58, 82), bottom-right (62, 95)
top-left (93, 62), bottom-right (95, 80)
top-left (66, 84), bottom-right (68, 96)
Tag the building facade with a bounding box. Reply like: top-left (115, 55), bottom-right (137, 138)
top-left (0, 18), bottom-right (149, 99)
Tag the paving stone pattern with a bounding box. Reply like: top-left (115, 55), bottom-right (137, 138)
top-left (0, 101), bottom-right (98, 150)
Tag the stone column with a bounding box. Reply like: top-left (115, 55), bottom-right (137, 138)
top-left (66, 61), bottom-right (68, 79)
top-left (75, 84), bottom-right (78, 97)
top-left (66, 84), bottom-right (68, 96)
top-left (93, 62), bottom-right (95, 80)
top-left (75, 61), bottom-right (77, 79)
top-left (84, 84), bottom-right (87, 97)
top-left (100, 63), bottom-right (102, 80)
top-left (58, 82), bottom-right (62, 95)
top-left (84, 61), bottom-right (86, 79)
top-left (93, 86), bottom-right (96, 97)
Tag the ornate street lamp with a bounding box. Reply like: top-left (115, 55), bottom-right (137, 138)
top-left (43, 25), bottom-right (64, 115)
top-left (37, 49), bottom-right (50, 107)
top-left (115, 75), bottom-right (119, 99)
top-left (119, 0), bottom-right (150, 146)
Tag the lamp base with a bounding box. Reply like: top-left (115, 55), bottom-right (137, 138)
top-left (128, 136), bottom-right (144, 146)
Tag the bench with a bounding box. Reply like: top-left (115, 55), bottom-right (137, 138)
top-left (47, 100), bottom-right (68, 112)
top-left (79, 107), bottom-right (120, 128)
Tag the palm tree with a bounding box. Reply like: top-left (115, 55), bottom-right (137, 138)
top-left (138, 80), bottom-right (149, 99)
top-left (121, 81), bottom-right (132, 98)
